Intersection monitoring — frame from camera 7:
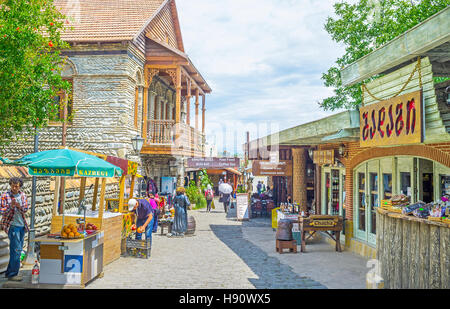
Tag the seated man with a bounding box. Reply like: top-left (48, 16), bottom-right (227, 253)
top-left (128, 199), bottom-right (154, 244)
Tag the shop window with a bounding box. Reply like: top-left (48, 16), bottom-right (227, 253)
top-left (440, 175), bottom-right (450, 197)
top-left (400, 172), bottom-right (411, 196)
top-left (383, 173), bottom-right (392, 199)
top-left (369, 173), bottom-right (378, 235)
top-left (358, 172), bottom-right (366, 232)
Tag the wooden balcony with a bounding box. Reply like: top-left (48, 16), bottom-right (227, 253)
top-left (141, 119), bottom-right (205, 157)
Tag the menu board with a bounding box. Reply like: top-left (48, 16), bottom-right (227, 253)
top-left (236, 194), bottom-right (250, 221)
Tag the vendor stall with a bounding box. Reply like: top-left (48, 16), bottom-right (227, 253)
top-left (8, 147), bottom-right (123, 287)
top-left (377, 195), bottom-right (449, 289)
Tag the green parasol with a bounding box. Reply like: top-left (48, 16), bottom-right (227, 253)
top-left (14, 148), bottom-right (123, 178)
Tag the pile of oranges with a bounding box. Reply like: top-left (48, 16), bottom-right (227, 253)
top-left (61, 224), bottom-right (82, 239)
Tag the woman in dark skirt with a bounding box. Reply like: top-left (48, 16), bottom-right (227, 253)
top-left (169, 187), bottom-right (190, 237)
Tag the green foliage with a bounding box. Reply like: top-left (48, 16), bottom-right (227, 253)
top-left (236, 184), bottom-right (246, 194)
top-left (198, 169), bottom-right (213, 192)
top-left (0, 0), bottom-right (71, 145)
top-left (321, 0), bottom-right (449, 111)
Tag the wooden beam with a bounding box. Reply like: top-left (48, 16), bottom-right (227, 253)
top-left (181, 66), bottom-right (205, 96)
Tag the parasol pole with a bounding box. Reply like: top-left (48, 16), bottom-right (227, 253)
top-left (61, 92), bottom-right (68, 228)
top-left (25, 128), bottom-right (39, 265)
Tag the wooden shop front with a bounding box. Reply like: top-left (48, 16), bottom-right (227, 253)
top-left (339, 7), bottom-right (450, 287)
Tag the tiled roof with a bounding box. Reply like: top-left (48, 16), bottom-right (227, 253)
top-left (54, 0), bottom-right (167, 42)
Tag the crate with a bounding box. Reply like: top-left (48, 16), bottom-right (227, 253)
top-left (125, 238), bottom-right (151, 259)
top-left (381, 200), bottom-right (392, 209)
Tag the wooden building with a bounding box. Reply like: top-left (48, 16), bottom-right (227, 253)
top-left (0, 0), bottom-right (211, 236)
top-left (247, 8), bottom-right (450, 288)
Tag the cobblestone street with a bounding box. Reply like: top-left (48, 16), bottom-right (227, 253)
top-left (85, 200), bottom-right (368, 289)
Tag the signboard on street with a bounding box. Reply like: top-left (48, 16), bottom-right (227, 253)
top-left (236, 193), bottom-right (250, 221)
top-left (252, 160), bottom-right (292, 177)
top-left (187, 157), bottom-right (240, 169)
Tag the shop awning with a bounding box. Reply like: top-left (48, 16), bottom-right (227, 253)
top-left (341, 7), bottom-right (450, 86)
top-left (321, 128), bottom-right (360, 143)
top-left (225, 168), bottom-right (242, 176)
top-left (247, 110), bottom-right (360, 150)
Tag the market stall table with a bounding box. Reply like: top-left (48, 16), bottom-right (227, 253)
top-left (32, 231), bottom-right (104, 288)
top-left (299, 215), bottom-right (344, 253)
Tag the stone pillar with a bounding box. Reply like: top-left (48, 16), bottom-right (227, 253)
top-left (292, 148), bottom-right (307, 211)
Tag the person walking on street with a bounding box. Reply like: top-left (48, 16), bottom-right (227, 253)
top-left (257, 181), bottom-right (262, 194)
top-left (0, 177), bottom-right (29, 282)
top-left (128, 198), bottom-right (155, 245)
top-left (169, 187), bottom-right (190, 237)
top-left (205, 184), bottom-right (214, 213)
top-left (219, 180), bottom-right (233, 214)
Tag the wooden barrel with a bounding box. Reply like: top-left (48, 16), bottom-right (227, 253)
top-left (186, 216), bottom-right (196, 235)
top-left (276, 219), bottom-right (293, 241)
top-left (0, 231), bottom-right (9, 273)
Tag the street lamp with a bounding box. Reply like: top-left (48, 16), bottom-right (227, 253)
top-left (131, 135), bottom-right (144, 154)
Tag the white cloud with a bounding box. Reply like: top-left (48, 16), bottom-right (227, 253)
top-left (177, 0), bottom-right (347, 153)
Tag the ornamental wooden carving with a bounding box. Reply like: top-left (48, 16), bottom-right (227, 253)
top-left (146, 68), bottom-right (159, 88)
top-left (164, 69), bottom-right (177, 86)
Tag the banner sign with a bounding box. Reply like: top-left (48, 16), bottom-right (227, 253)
top-left (187, 157), bottom-right (240, 169)
top-left (313, 150), bottom-right (335, 165)
top-left (360, 90), bottom-right (423, 148)
top-left (252, 160), bottom-right (292, 177)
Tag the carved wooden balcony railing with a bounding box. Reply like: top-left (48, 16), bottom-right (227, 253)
top-left (144, 120), bottom-right (205, 157)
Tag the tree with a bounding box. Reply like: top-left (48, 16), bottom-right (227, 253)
top-left (320, 0), bottom-right (449, 111)
top-left (0, 0), bottom-right (70, 146)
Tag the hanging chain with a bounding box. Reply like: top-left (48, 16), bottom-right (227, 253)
top-left (361, 57), bottom-right (423, 105)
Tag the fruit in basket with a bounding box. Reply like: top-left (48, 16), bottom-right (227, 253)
top-left (61, 232), bottom-right (68, 238)
top-left (86, 223), bottom-right (98, 231)
top-left (68, 232), bottom-right (75, 239)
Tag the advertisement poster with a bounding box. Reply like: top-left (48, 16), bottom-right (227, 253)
top-left (161, 177), bottom-right (176, 194)
top-left (236, 194), bottom-right (250, 221)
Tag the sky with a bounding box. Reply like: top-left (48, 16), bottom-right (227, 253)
top-left (176, 0), bottom-right (348, 155)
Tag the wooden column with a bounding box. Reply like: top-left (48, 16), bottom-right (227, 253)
top-left (315, 164), bottom-right (321, 215)
top-left (143, 86), bottom-right (149, 141)
top-left (202, 94), bottom-right (206, 134)
top-left (118, 175), bottom-right (125, 213)
top-left (176, 67), bottom-right (181, 124)
top-left (195, 88), bottom-right (199, 130)
top-left (98, 178), bottom-right (107, 220)
top-left (92, 178), bottom-right (99, 211)
top-left (292, 148), bottom-right (307, 210)
top-left (186, 78), bottom-right (191, 125)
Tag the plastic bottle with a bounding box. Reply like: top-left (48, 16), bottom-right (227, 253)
top-left (32, 260), bottom-right (40, 284)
